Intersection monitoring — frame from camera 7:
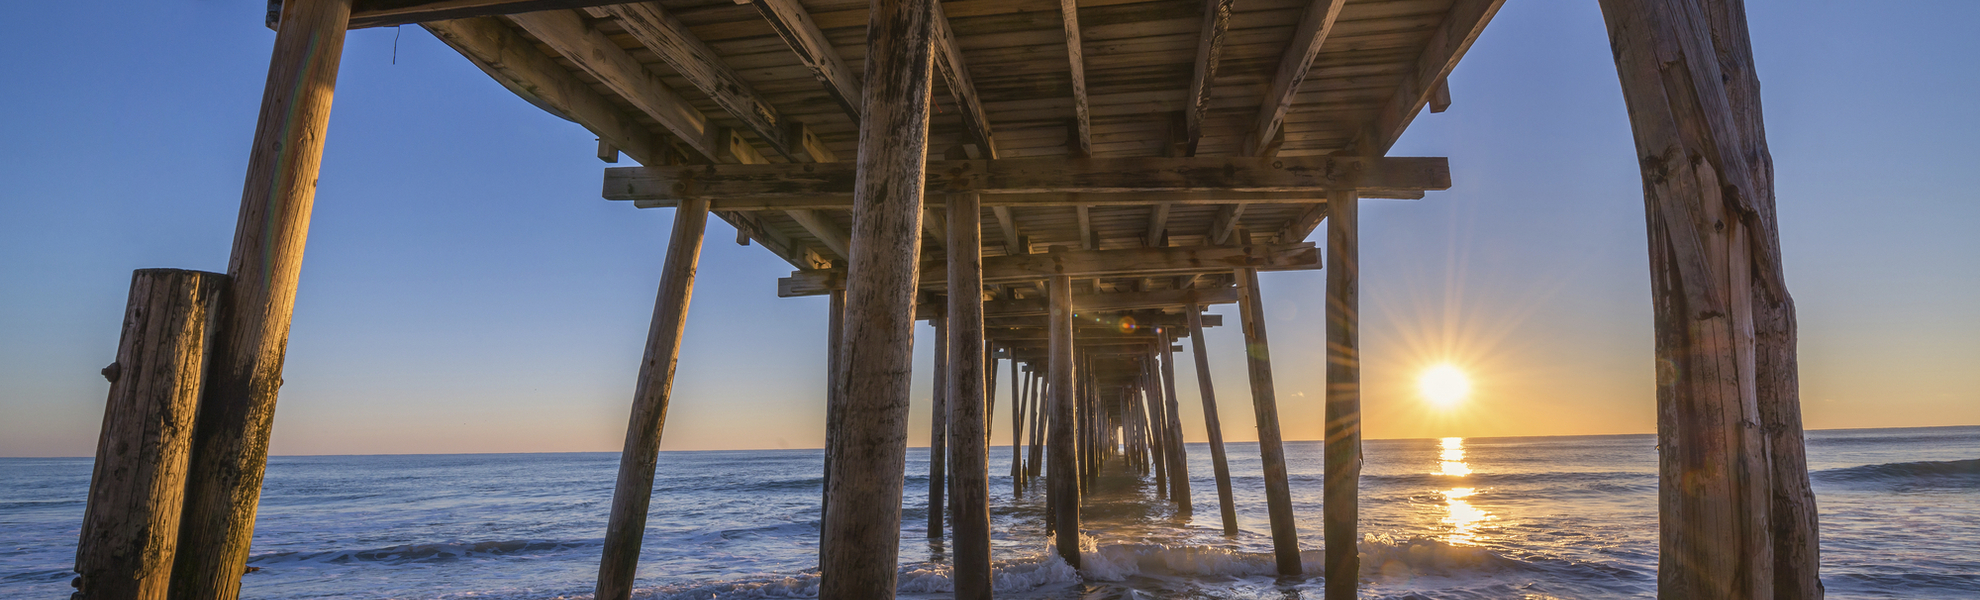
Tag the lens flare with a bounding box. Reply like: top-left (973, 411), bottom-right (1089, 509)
top-left (1418, 364), bottom-right (1471, 408)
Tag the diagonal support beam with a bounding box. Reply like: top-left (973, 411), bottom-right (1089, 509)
top-left (1208, 203), bottom-right (1248, 245)
top-left (1247, 0), bottom-right (1346, 157)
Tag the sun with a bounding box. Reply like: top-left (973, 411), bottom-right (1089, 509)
top-left (1419, 364), bottom-right (1472, 408)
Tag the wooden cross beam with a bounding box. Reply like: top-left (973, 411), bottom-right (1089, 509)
top-left (625, 191), bottom-right (1419, 212)
top-left (605, 155), bottom-right (1450, 202)
top-left (921, 287), bottom-right (1242, 319)
top-left (782, 244), bottom-right (1317, 297)
top-left (1371, 0), bottom-right (1507, 153)
top-left (988, 313), bottom-right (1223, 329)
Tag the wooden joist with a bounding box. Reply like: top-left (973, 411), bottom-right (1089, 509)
top-left (1209, 203), bottom-right (1248, 245)
top-left (932, 1), bottom-right (998, 158)
top-left (786, 209), bottom-right (852, 260)
top-left (1248, 0), bottom-right (1347, 157)
top-left (347, 0), bottom-right (624, 29)
top-left (604, 156), bottom-right (1450, 201)
top-left (1059, 0), bottom-right (1091, 158)
top-left (744, 0), bottom-right (862, 122)
top-left (782, 243), bottom-right (1318, 297)
top-left (1184, 0), bottom-right (1235, 157)
top-left (1371, 0), bottom-right (1507, 153)
top-left (507, 10), bottom-right (716, 161)
top-left (591, 3), bottom-right (796, 161)
top-left (423, 17), bottom-right (662, 166)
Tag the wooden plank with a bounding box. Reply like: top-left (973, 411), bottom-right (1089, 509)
top-left (508, 10), bottom-right (719, 161)
top-left (746, 0), bottom-right (864, 121)
top-left (595, 197), bottom-right (710, 600)
top-left (1370, 0), bottom-right (1506, 153)
top-left (604, 155), bottom-right (1451, 199)
top-left (780, 243), bottom-right (1319, 296)
top-left (1320, 188), bottom-right (1357, 596)
top-left (594, 2), bottom-right (797, 160)
top-left (991, 206), bottom-right (1025, 254)
top-left (946, 193), bottom-right (993, 599)
top-left (818, 0), bottom-right (935, 595)
top-left (1059, 0), bottom-right (1092, 157)
top-left (1248, 0), bottom-right (1346, 156)
top-left (171, 3), bottom-right (350, 598)
top-left (75, 269), bottom-right (224, 600)
top-left (1145, 203), bottom-right (1171, 246)
top-left (1185, 0), bottom-right (1235, 156)
top-left (423, 17), bottom-right (664, 165)
top-left (932, 1), bottom-right (1000, 157)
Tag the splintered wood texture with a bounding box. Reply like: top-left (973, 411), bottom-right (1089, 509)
top-left (422, 0), bottom-right (1473, 271)
top-left (76, 269), bottom-right (225, 600)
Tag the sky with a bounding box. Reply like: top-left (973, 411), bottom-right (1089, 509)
top-left (2, 0), bottom-right (1976, 457)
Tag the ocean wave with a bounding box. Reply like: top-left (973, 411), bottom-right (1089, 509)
top-left (1813, 458), bottom-right (1980, 487)
top-left (249, 539), bottom-right (595, 565)
top-left (1066, 532), bottom-right (1532, 583)
top-left (634, 556), bottom-right (1079, 599)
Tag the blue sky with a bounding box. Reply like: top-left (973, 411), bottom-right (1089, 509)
top-left (2, 0), bottom-right (1975, 456)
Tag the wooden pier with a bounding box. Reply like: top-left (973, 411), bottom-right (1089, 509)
top-left (71, 0), bottom-right (1823, 599)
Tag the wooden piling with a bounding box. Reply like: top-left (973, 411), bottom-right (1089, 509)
top-left (1320, 189), bottom-right (1359, 594)
top-left (172, 1), bottom-right (352, 598)
top-left (1010, 358), bottom-right (1025, 493)
top-left (947, 192), bottom-right (993, 600)
top-left (1158, 330), bottom-right (1192, 510)
top-left (1144, 366), bottom-right (1169, 498)
top-left (817, 0), bottom-right (935, 593)
top-left (595, 197), bottom-right (712, 600)
top-left (820, 289), bottom-right (846, 539)
top-left (1238, 266), bottom-right (1302, 577)
top-left (1047, 274), bottom-right (1081, 567)
top-left (928, 314), bottom-right (949, 538)
top-left (1598, 0), bottom-right (1816, 595)
top-left (75, 269), bottom-right (224, 600)
top-left (1186, 301), bottom-right (1239, 535)
top-left (1028, 371), bottom-right (1045, 480)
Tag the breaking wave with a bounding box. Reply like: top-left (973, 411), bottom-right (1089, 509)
top-left (1813, 458), bottom-right (1980, 487)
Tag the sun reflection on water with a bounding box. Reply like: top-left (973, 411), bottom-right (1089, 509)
top-left (1434, 437), bottom-right (1494, 545)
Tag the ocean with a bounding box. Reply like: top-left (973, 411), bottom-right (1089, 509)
top-left (4, 426), bottom-right (1976, 599)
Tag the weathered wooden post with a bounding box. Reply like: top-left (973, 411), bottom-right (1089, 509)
top-left (75, 269), bottom-right (225, 600)
top-left (946, 192), bottom-right (992, 600)
top-left (1148, 372), bottom-right (1156, 499)
top-left (1046, 274), bottom-right (1080, 567)
top-left (172, 1), bottom-right (352, 598)
top-left (817, 0), bottom-right (935, 593)
top-left (820, 289), bottom-right (846, 536)
top-left (1010, 360), bottom-right (1026, 493)
top-left (595, 196), bottom-right (712, 600)
top-left (1186, 301), bottom-right (1239, 535)
top-left (928, 314), bottom-right (949, 538)
top-left (1238, 266), bottom-right (1302, 577)
top-left (1321, 191), bottom-right (1361, 596)
top-left (1598, 0), bottom-right (1819, 596)
top-left (1158, 329), bottom-right (1191, 510)
top-left (1028, 371), bottom-right (1045, 480)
